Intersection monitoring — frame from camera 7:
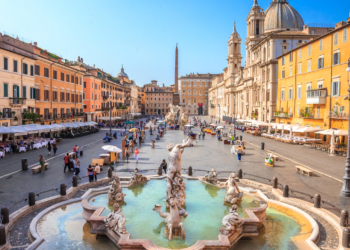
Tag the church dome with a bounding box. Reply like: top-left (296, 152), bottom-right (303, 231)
top-left (264, 0), bottom-right (304, 33)
top-left (117, 65), bottom-right (129, 79)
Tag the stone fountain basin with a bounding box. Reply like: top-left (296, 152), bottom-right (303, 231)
top-left (28, 176), bottom-right (318, 250)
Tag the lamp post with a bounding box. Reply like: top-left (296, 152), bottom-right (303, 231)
top-left (233, 93), bottom-right (236, 139)
top-left (109, 95), bottom-right (112, 137)
top-left (341, 58), bottom-right (350, 197)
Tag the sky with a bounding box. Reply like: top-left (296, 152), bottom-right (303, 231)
top-left (1, 0), bottom-right (349, 87)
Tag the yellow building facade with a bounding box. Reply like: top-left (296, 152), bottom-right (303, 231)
top-left (276, 20), bottom-right (350, 130)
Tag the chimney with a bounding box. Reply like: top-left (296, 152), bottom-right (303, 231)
top-left (34, 42), bottom-right (37, 46)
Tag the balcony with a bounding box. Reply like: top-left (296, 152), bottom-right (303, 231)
top-left (328, 111), bottom-right (349, 120)
top-left (273, 111), bottom-right (293, 118)
top-left (306, 89), bottom-right (327, 105)
top-left (103, 96), bottom-right (108, 100)
top-left (44, 114), bottom-right (53, 120)
top-left (299, 112), bottom-right (323, 119)
top-left (9, 98), bottom-right (26, 107)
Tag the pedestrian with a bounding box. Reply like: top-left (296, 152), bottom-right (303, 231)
top-left (160, 159), bottom-right (167, 174)
top-left (203, 132), bottom-right (205, 139)
top-left (94, 163), bottom-right (100, 181)
top-left (237, 146), bottom-right (243, 162)
top-left (126, 149), bottom-right (130, 163)
top-left (64, 153), bottom-right (70, 172)
top-left (47, 141), bottom-right (51, 156)
top-left (53, 143), bottom-right (57, 156)
top-left (75, 145), bottom-right (79, 157)
top-left (74, 156), bottom-right (81, 176)
top-left (39, 155), bottom-right (45, 174)
top-left (134, 147), bottom-right (139, 163)
top-left (73, 145), bottom-right (77, 156)
top-left (87, 165), bottom-right (94, 182)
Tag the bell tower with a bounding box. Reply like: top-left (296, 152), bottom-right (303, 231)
top-left (227, 22), bottom-right (242, 76)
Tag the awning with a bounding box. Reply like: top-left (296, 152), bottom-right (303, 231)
top-left (294, 127), bottom-right (323, 133)
top-left (316, 129), bottom-right (348, 136)
top-left (0, 127), bottom-right (15, 134)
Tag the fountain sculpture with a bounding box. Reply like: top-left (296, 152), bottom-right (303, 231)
top-left (128, 168), bottom-right (148, 187)
top-left (104, 203), bottom-right (128, 234)
top-left (224, 173), bottom-right (243, 204)
top-left (108, 174), bottom-right (126, 203)
top-left (201, 168), bottom-right (220, 187)
top-left (220, 205), bottom-right (244, 235)
top-left (165, 104), bottom-right (188, 125)
top-left (153, 137), bottom-right (191, 240)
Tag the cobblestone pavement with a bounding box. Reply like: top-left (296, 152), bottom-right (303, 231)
top-left (1, 116), bottom-right (350, 216)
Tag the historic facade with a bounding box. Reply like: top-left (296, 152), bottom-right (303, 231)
top-left (178, 73), bottom-right (220, 115)
top-left (209, 0), bottom-right (333, 122)
top-left (276, 19), bottom-right (350, 130)
top-left (143, 80), bottom-right (173, 115)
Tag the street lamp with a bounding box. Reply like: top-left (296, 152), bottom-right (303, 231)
top-left (341, 57), bottom-right (350, 197)
top-left (109, 95), bottom-right (112, 137)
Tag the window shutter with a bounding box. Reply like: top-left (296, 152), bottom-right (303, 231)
top-left (4, 83), bottom-right (8, 97)
top-left (23, 86), bottom-right (26, 98)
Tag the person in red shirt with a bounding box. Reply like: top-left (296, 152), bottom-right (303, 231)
top-left (64, 153), bottom-right (70, 172)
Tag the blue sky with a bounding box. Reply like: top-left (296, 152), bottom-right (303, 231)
top-left (1, 0), bottom-right (349, 86)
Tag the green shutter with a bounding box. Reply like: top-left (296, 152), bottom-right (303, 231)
top-left (23, 86), bottom-right (27, 98)
top-left (4, 83), bottom-right (8, 97)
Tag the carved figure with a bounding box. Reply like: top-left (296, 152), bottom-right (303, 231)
top-left (153, 196), bottom-right (188, 240)
top-left (104, 203), bottom-right (127, 234)
top-left (108, 174), bottom-right (126, 203)
top-left (128, 168), bottom-right (147, 187)
top-left (203, 169), bottom-right (220, 185)
top-left (220, 205), bottom-right (244, 235)
top-left (224, 173), bottom-right (243, 204)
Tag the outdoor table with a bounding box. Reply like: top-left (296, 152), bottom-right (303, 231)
top-left (4, 147), bottom-right (10, 152)
top-left (33, 143), bottom-right (42, 149)
top-left (41, 141), bottom-right (48, 147)
top-left (0, 151), bottom-right (4, 158)
top-left (19, 147), bottom-right (26, 153)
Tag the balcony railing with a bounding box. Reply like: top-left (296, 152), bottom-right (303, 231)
top-left (44, 114), bottom-right (52, 120)
top-left (306, 89), bottom-right (327, 105)
top-left (273, 112), bottom-right (293, 118)
top-left (328, 111), bottom-right (349, 119)
top-left (299, 112), bottom-right (323, 119)
top-left (103, 96), bottom-right (108, 100)
top-left (9, 98), bottom-right (26, 106)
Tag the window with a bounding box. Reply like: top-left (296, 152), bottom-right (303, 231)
top-left (30, 87), bottom-right (36, 99)
top-left (66, 74), bottom-right (69, 82)
top-left (83, 81), bottom-right (86, 88)
top-left (289, 53), bottom-right (293, 62)
top-left (66, 93), bottom-right (70, 102)
top-left (281, 90), bottom-right (285, 100)
top-left (288, 89), bottom-right (293, 100)
top-left (44, 67), bottom-right (49, 77)
top-left (281, 70), bottom-right (285, 79)
top-left (60, 92), bottom-right (65, 102)
top-left (298, 49), bottom-right (301, 59)
top-left (289, 66), bottom-right (293, 77)
top-left (23, 63), bottom-right (28, 74)
top-left (205, 82), bottom-right (208, 87)
top-left (3, 83), bottom-right (8, 97)
top-left (319, 39), bottom-right (323, 51)
top-left (318, 82), bottom-right (323, 89)
top-left (75, 77), bottom-right (78, 84)
top-left (334, 32), bottom-right (339, 46)
top-left (298, 63), bottom-right (301, 74)
top-left (35, 65), bottom-right (40, 75)
top-left (344, 28), bottom-right (348, 42)
top-left (282, 56), bottom-right (285, 65)
top-left (297, 106), bottom-right (300, 115)
top-left (189, 82), bottom-right (191, 87)
top-left (22, 86), bottom-right (27, 98)
top-left (297, 86), bottom-right (301, 99)
top-left (59, 72), bottom-right (64, 81)
top-left (331, 81), bottom-right (340, 96)
top-left (35, 89), bottom-right (40, 100)
top-left (333, 52), bottom-right (340, 65)
top-left (307, 60), bottom-right (311, 72)
top-left (71, 76), bottom-right (74, 83)
top-left (13, 60), bottom-right (18, 72)
top-left (44, 90), bottom-right (49, 101)
top-left (318, 57), bottom-right (324, 69)
top-left (30, 65), bottom-right (34, 76)
top-left (308, 45), bottom-right (311, 56)
top-left (53, 70), bottom-right (57, 79)
top-left (3, 57), bottom-right (8, 70)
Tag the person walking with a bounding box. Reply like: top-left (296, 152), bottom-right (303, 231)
top-left (87, 165), bottom-right (94, 182)
top-left (64, 153), bottom-right (70, 172)
top-left (126, 149), bottom-right (130, 163)
top-left (39, 155), bottom-right (46, 174)
top-left (237, 147), bottom-right (243, 162)
top-left (134, 147), bottom-right (139, 163)
top-left (47, 141), bottom-right (51, 156)
top-left (93, 163), bottom-right (100, 181)
top-left (53, 143), bottom-right (58, 156)
top-left (73, 145), bottom-right (77, 157)
top-left (74, 156), bottom-right (81, 176)
top-left (160, 159), bottom-right (167, 174)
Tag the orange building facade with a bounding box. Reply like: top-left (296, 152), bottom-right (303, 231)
top-left (83, 75), bottom-right (102, 122)
top-left (33, 45), bottom-right (85, 124)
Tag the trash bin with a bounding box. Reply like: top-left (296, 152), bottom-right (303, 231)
top-left (80, 150), bottom-right (83, 156)
top-left (261, 142), bottom-right (265, 150)
top-left (22, 159), bottom-right (28, 171)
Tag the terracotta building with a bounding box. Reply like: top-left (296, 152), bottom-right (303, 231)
top-left (276, 18), bottom-right (350, 130)
top-left (33, 43), bottom-right (85, 124)
top-left (0, 33), bottom-right (37, 126)
top-left (143, 80), bottom-right (173, 115)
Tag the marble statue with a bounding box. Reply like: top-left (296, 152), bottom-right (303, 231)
top-left (165, 137), bottom-right (191, 207)
top-left (108, 174), bottom-right (126, 203)
top-left (153, 196), bottom-right (188, 240)
top-left (220, 205), bottom-right (244, 235)
top-left (203, 169), bottom-right (220, 185)
top-left (104, 203), bottom-right (127, 234)
top-left (224, 173), bottom-right (243, 204)
top-left (128, 168), bottom-right (147, 187)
